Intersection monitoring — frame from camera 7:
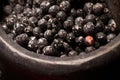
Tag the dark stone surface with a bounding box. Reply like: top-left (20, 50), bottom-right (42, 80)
top-left (0, 58), bottom-right (120, 80)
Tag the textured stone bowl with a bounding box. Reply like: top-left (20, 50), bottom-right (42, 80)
top-left (0, 0), bottom-right (120, 78)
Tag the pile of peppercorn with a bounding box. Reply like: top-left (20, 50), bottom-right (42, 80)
top-left (1, 0), bottom-right (119, 57)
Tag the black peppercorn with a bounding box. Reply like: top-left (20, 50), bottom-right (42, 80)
top-left (14, 22), bottom-right (25, 35)
top-left (40, 1), bottom-right (51, 13)
top-left (83, 22), bottom-right (95, 35)
top-left (93, 3), bottom-right (104, 15)
top-left (28, 16), bottom-right (38, 25)
top-left (83, 2), bottom-right (93, 14)
top-left (107, 33), bottom-right (116, 42)
top-left (108, 19), bottom-right (117, 33)
top-left (68, 50), bottom-right (78, 56)
top-left (70, 8), bottom-right (77, 18)
top-left (96, 32), bottom-right (107, 44)
top-left (60, 1), bottom-right (70, 11)
top-left (44, 29), bottom-right (54, 40)
top-left (33, 27), bottom-right (41, 37)
top-left (49, 5), bottom-right (60, 16)
top-left (75, 36), bottom-right (85, 46)
top-left (72, 24), bottom-right (83, 36)
top-left (63, 20), bottom-right (74, 32)
top-left (15, 33), bottom-right (29, 46)
top-left (43, 46), bottom-right (56, 56)
top-left (63, 42), bottom-right (72, 52)
top-left (38, 18), bottom-right (47, 30)
top-left (66, 33), bottom-right (75, 43)
top-left (24, 25), bottom-right (33, 36)
top-left (77, 9), bottom-right (84, 17)
top-left (75, 17), bottom-right (84, 25)
top-left (14, 4), bottom-right (24, 14)
top-left (4, 5), bottom-right (13, 14)
top-left (28, 36), bottom-right (38, 51)
top-left (38, 37), bottom-right (48, 49)
top-left (51, 38), bottom-right (63, 50)
top-left (85, 14), bottom-right (96, 23)
top-left (1, 24), bottom-right (11, 34)
top-left (56, 11), bottom-right (67, 22)
top-left (57, 29), bottom-right (67, 39)
top-left (95, 20), bottom-right (104, 32)
top-left (85, 46), bottom-right (95, 53)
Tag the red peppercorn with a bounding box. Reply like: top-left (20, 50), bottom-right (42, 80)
top-left (85, 36), bottom-right (94, 46)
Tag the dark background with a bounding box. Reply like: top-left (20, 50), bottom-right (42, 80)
top-left (0, 58), bottom-right (120, 80)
